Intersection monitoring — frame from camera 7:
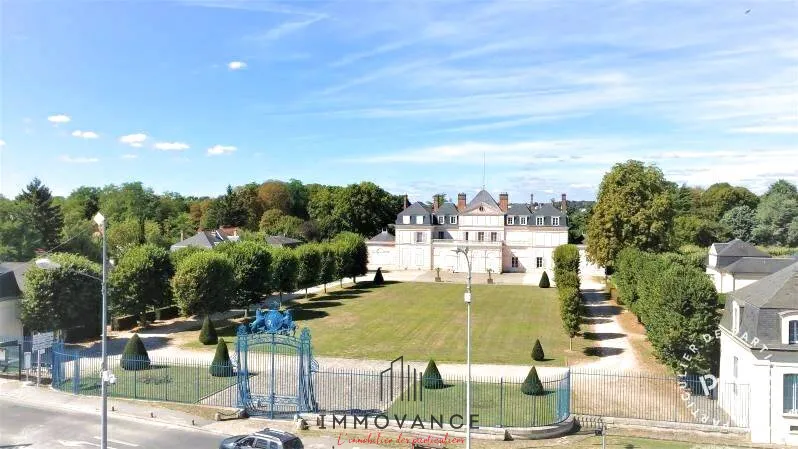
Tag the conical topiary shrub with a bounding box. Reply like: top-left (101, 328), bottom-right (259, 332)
top-left (199, 316), bottom-right (218, 345)
top-left (538, 272), bottom-right (550, 288)
top-left (521, 366), bottom-right (544, 396)
top-left (373, 267), bottom-right (384, 285)
top-left (209, 339), bottom-right (234, 377)
top-left (120, 334), bottom-right (151, 371)
top-left (532, 339), bottom-right (545, 361)
top-left (422, 359), bottom-right (445, 389)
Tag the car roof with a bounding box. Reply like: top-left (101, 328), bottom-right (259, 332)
top-left (254, 428), bottom-right (298, 443)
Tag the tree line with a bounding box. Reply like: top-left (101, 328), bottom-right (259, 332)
top-left (552, 244), bottom-right (582, 350)
top-left (585, 160), bottom-right (798, 268)
top-left (19, 232), bottom-right (368, 338)
top-left (0, 178), bottom-right (401, 263)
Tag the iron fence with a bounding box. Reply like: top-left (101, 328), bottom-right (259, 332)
top-left (314, 368), bottom-right (571, 428)
top-left (570, 368), bottom-right (749, 428)
top-left (0, 335), bottom-right (55, 381)
top-left (51, 344), bottom-right (237, 406)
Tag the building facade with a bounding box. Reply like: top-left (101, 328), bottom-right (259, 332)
top-left (706, 239), bottom-right (796, 293)
top-left (366, 190), bottom-right (569, 274)
top-left (718, 260), bottom-right (798, 444)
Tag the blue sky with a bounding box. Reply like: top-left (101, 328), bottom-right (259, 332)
top-left (0, 0), bottom-right (796, 202)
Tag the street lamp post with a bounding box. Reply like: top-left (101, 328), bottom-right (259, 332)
top-left (453, 247), bottom-right (472, 449)
top-left (35, 212), bottom-right (108, 449)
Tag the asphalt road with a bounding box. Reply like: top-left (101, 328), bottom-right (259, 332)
top-left (0, 399), bottom-right (224, 449)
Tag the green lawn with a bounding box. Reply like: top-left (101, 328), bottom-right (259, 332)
top-left (183, 281), bottom-right (588, 365)
top-left (59, 359), bottom-right (237, 403)
top-left (388, 380), bottom-right (565, 427)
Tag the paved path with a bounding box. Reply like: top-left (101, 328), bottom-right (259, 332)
top-left (578, 282), bottom-right (639, 371)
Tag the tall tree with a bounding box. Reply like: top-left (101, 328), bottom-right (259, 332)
top-left (214, 241), bottom-right (271, 311)
top-left (753, 180), bottom-right (798, 246)
top-left (257, 181), bottom-right (292, 214)
top-left (586, 160), bottom-right (675, 267)
top-left (16, 178), bottom-right (64, 249)
top-left (204, 185), bottom-right (248, 229)
top-left (0, 198), bottom-right (42, 261)
top-left (62, 186), bottom-right (100, 228)
top-left (673, 214), bottom-right (728, 247)
top-left (720, 205), bottom-right (756, 242)
top-left (698, 183), bottom-right (759, 221)
top-left (110, 244), bottom-right (174, 323)
top-left (171, 251), bottom-right (236, 316)
top-left (286, 179), bottom-right (310, 218)
top-left (234, 183), bottom-right (263, 230)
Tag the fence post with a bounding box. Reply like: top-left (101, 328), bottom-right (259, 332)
top-left (349, 371), bottom-right (354, 412)
top-left (499, 377), bottom-right (504, 427)
top-left (134, 363), bottom-right (137, 399)
top-left (196, 360), bottom-right (201, 403)
top-left (73, 351), bottom-right (80, 395)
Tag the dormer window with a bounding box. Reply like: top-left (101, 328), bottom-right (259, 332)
top-left (552, 217), bottom-right (560, 226)
top-left (415, 215), bottom-right (424, 224)
top-left (520, 216), bottom-right (527, 225)
top-left (732, 301), bottom-right (740, 335)
top-left (780, 312), bottom-right (798, 344)
top-left (507, 216), bottom-right (514, 225)
top-left (536, 216), bottom-right (544, 226)
top-left (437, 215), bottom-right (444, 225)
top-left (450, 216), bottom-right (457, 225)
top-left (403, 215), bottom-right (410, 224)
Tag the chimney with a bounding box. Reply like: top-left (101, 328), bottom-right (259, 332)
top-left (457, 193), bottom-right (467, 212)
top-left (529, 194), bottom-right (534, 208)
top-left (561, 193), bottom-right (567, 212)
top-left (403, 194), bottom-right (410, 210)
top-left (432, 195), bottom-right (438, 213)
top-left (499, 193), bottom-right (509, 212)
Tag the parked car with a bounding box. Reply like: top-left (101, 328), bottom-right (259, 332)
top-left (219, 428), bottom-right (304, 449)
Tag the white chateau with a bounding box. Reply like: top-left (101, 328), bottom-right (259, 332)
top-left (367, 190), bottom-right (570, 274)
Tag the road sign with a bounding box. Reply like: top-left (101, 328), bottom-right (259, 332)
top-left (23, 352), bottom-right (31, 370)
top-left (32, 331), bottom-right (54, 352)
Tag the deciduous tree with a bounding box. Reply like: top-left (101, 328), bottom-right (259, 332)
top-left (110, 244), bottom-right (174, 323)
top-left (171, 251), bottom-right (236, 316)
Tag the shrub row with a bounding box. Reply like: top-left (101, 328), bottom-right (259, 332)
top-left (112, 306), bottom-right (180, 331)
top-left (553, 244), bottom-right (581, 342)
top-left (614, 248), bottom-right (720, 374)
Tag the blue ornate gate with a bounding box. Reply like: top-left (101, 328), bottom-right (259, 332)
top-left (235, 321), bottom-right (317, 417)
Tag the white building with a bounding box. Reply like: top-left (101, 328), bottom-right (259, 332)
top-left (0, 263), bottom-right (26, 339)
top-left (718, 260), bottom-right (798, 444)
top-left (366, 190), bottom-right (569, 275)
top-left (706, 239), bottom-right (795, 293)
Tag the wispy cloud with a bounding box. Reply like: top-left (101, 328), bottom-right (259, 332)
top-left (731, 125), bottom-right (798, 134)
top-left (47, 114), bottom-right (71, 124)
top-left (207, 144), bottom-right (237, 155)
top-left (0, 140), bottom-right (5, 147)
top-left (59, 155), bottom-right (99, 163)
top-left (154, 142), bottom-right (190, 151)
top-left (119, 133), bottom-right (147, 147)
top-left (252, 15), bottom-right (326, 41)
top-left (228, 60), bottom-right (247, 70)
top-left (71, 130), bottom-right (99, 139)
top-left (121, 154), bottom-right (138, 160)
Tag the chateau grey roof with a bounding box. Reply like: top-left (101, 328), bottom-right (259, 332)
top-left (729, 260), bottom-right (798, 309)
top-left (368, 230), bottom-right (395, 243)
top-left (0, 264), bottom-right (25, 299)
top-left (722, 257), bottom-right (797, 275)
top-left (435, 202), bottom-right (459, 215)
top-left (170, 230), bottom-right (224, 250)
top-left (467, 190), bottom-right (500, 210)
top-left (713, 239), bottom-right (770, 258)
top-left (264, 235), bottom-right (303, 246)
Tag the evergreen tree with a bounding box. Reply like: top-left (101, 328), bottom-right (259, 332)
top-left (538, 272), bottom-right (550, 288)
top-left (120, 334), bottom-right (151, 370)
top-left (521, 366), bottom-right (544, 395)
top-left (422, 360), bottom-right (445, 389)
top-left (199, 316), bottom-right (218, 345)
top-left (373, 267), bottom-right (384, 285)
top-left (210, 339), bottom-right (234, 377)
top-left (532, 339), bottom-right (545, 361)
top-left (16, 178), bottom-right (64, 249)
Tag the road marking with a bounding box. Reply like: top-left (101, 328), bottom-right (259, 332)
top-left (93, 436), bottom-right (139, 446)
top-left (57, 440), bottom-right (120, 449)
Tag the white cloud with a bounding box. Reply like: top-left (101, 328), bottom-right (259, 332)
top-left (154, 142), bottom-right (190, 151)
top-left (731, 125), bottom-right (798, 134)
top-left (71, 130), bottom-right (99, 139)
top-left (207, 144), bottom-right (237, 155)
top-left (59, 155), bottom-right (99, 163)
top-left (47, 114), bottom-right (71, 124)
top-left (119, 133), bottom-right (148, 147)
top-left (0, 140), bottom-right (5, 147)
top-left (121, 154), bottom-right (138, 160)
top-left (228, 61), bottom-right (247, 70)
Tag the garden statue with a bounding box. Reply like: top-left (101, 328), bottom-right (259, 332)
top-left (435, 267), bottom-right (441, 282)
top-left (487, 268), bottom-right (494, 284)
